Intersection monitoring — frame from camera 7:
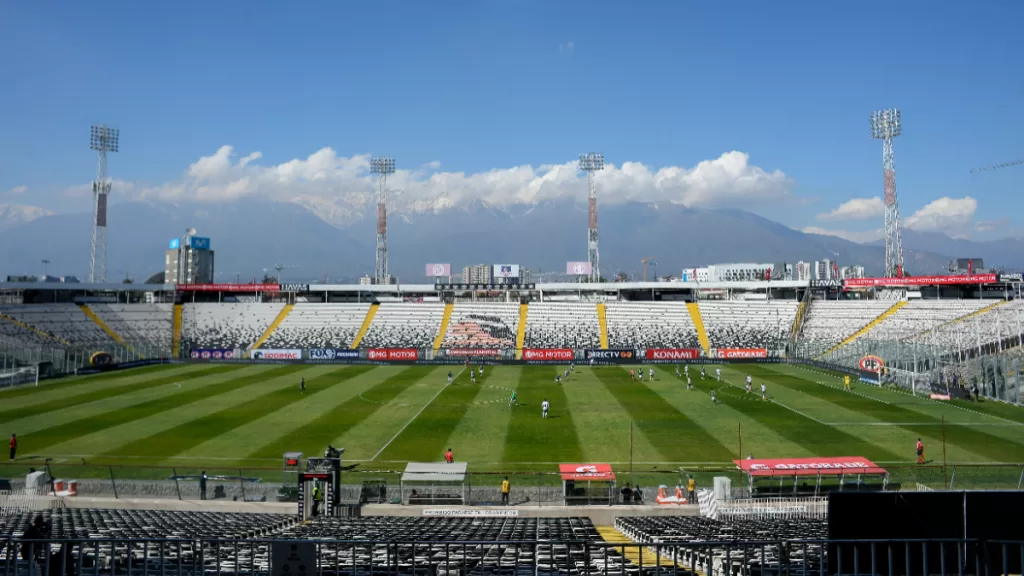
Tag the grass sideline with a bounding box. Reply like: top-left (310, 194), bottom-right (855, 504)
top-left (1, 362), bottom-right (1022, 490)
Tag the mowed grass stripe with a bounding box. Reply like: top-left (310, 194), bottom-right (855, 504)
top-left (375, 367), bottom-right (491, 462)
top-left (595, 367), bottom-right (733, 462)
top-left (112, 365), bottom-right (317, 458)
top-left (251, 367), bottom-right (423, 460)
top-left (0, 365), bottom-right (244, 426)
top-left (689, 368), bottom-right (903, 462)
top-left (443, 367), bottom-right (521, 464)
top-left (754, 365), bottom-right (1024, 461)
top-left (502, 366), bottom-right (583, 466)
top-left (0, 364), bottom-right (184, 402)
top-left (22, 366), bottom-right (281, 452)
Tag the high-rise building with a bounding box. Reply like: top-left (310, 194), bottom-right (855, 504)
top-left (814, 259), bottom-right (833, 281)
top-left (795, 262), bottom-right (812, 281)
top-left (463, 264), bottom-right (491, 284)
top-left (165, 229), bottom-right (214, 285)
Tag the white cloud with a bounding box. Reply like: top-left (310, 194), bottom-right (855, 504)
top-left (7, 185), bottom-right (27, 195)
top-left (816, 197), bottom-right (884, 221)
top-left (905, 196), bottom-right (977, 232)
top-left (802, 226), bottom-right (885, 243)
top-left (110, 146), bottom-right (792, 224)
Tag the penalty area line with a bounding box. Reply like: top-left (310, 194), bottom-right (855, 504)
top-left (370, 366), bottom-right (465, 462)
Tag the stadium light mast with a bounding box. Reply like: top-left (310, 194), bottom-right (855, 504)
top-left (579, 153), bottom-right (604, 283)
top-left (870, 109), bottom-right (904, 278)
top-left (370, 156), bottom-right (396, 285)
top-left (89, 124), bottom-right (119, 283)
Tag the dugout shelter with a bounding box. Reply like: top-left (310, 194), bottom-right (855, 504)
top-left (560, 464), bottom-right (616, 506)
top-left (400, 462), bottom-right (468, 505)
top-left (735, 456), bottom-right (889, 496)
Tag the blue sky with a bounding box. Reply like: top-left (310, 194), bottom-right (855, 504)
top-left (1, 0), bottom-right (1022, 240)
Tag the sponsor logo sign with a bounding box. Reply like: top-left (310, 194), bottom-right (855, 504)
top-left (584, 349), bottom-right (636, 361)
top-left (250, 349), bottom-right (302, 360)
top-left (493, 264), bottom-right (520, 278)
top-left (423, 509), bottom-right (519, 518)
top-left (566, 261), bottom-right (593, 275)
top-left (558, 463), bottom-right (615, 481)
top-left (448, 348), bottom-right (500, 357)
top-left (436, 283), bottom-right (536, 291)
top-left (715, 348), bottom-right (768, 359)
top-left (367, 349), bottom-right (419, 361)
top-left (279, 284), bottom-right (310, 292)
top-left (90, 351), bottom-right (114, 368)
top-left (426, 263), bottom-right (452, 277)
top-left (809, 279), bottom-right (843, 288)
top-left (190, 348), bottom-right (235, 360)
top-left (929, 393), bottom-right (951, 400)
top-left (858, 355), bottom-right (885, 372)
top-left (1000, 273), bottom-right (1023, 282)
top-left (646, 348), bottom-right (701, 361)
top-left (177, 283), bottom-right (280, 292)
top-left (168, 238), bottom-right (181, 250)
top-left (522, 348), bottom-right (573, 361)
top-left (735, 456), bottom-right (886, 477)
top-left (844, 274), bottom-right (998, 288)
top-left (308, 349), bottom-right (360, 360)
top-left (188, 237), bottom-right (211, 250)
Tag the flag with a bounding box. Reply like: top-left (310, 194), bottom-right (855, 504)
top-left (968, 259), bottom-right (973, 274)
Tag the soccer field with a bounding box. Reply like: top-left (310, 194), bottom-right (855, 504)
top-left (2, 362), bottom-right (1023, 487)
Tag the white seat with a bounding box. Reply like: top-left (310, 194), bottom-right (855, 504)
top-left (699, 301), bottom-right (798, 351)
top-left (360, 303), bottom-right (446, 348)
top-left (182, 303), bottom-right (285, 350)
top-left (605, 302), bottom-right (699, 348)
top-left (263, 303), bottom-right (371, 349)
top-left (525, 302), bottom-right (600, 348)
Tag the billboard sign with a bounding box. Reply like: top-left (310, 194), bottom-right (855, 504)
top-left (189, 237), bottom-right (211, 250)
top-left (250, 349), bottom-right (302, 360)
top-left (426, 263), bottom-right (452, 277)
top-left (493, 264), bottom-right (520, 279)
top-left (584, 349), bottom-right (636, 362)
top-left (279, 284), bottom-right (310, 292)
top-left (735, 456), bottom-right (886, 477)
top-left (715, 348), bottom-right (768, 359)
top-left (176, 283), bottom-right (280, 292)
top-left (810, 279), bottom-right (843, 288)
top-left (190, 348), bottom-right (236, 360)
top-left (308, 349), bottom-right (360, 361)
top-left (844, 274), bottom-right (998, 288)
top-left (447, 348), bottom-right (500, 358)
top-left (858, 355), bottom-right (885, 372)
top-left (368, 349), bottom-right (419, 361)
top-left (558, 464), bottom-right (615, 481)
top-left (646, 348), bottom-right (701, 361)
top-left (567, 261), bottom-right (593, 276)
top-left (522, 348), bottom-right (573, 361)
top-left (169, 238), bottom-right (181, 250)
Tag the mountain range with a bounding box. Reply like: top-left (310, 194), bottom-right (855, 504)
top-left (1, 199), bottom-right (1021, 283)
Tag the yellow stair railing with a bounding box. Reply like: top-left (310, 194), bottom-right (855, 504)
top-left (688, 302), bottom-right (711, 355)
top-left (350, 303), bottom-right (379, 349)
top-left (515, 303), bottom-right (529, 360)
top-left (434, 303), bottom-right (454, 351)
top-left (820, 300), bottom-right (907, 358)
top-left (251, 304), bottom-right (294, 350)
top-left (172, 304), bottom-right (183, 358)
top-left (596, 302), bottom-right (609, 350)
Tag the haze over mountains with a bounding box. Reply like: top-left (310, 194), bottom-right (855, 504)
top-left (2, 198), bottom-right (1021, 283)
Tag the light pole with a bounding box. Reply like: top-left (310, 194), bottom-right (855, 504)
top-left (89, 124), bottom-right (119, 283)
top-left (870, 109), bottom-right (904, 277)
top-left (42, 259), bottom-right (50, 278)
top-left (370, 156), bottom-right (396, 285)
top-left (579, 153), bottom-right (604, 283)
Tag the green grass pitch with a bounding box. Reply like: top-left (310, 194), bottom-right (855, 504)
top-left (2, 362), bottom-right (1023, 489)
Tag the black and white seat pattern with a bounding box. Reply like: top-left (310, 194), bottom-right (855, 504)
top-left (359, 304), bottom-right (446, 348)
top-left (526, 303), bottom-right (600, 349)
top-left (90, 304), bottom-right (174, 352)
top-left (263, 304), bottom-right (371, 349)
top-left (605, 302), bottom-right (700, 349)
top-left (0, 305), bottom-right (117, 347)
top-left (700, 302), bottom-right (798, 351)
top-left (797, 301), bottom-right (895, 357)
top-left (182, 303), bottom-right (285, 350)
top-left (441, 303), bottom-right (520, 349)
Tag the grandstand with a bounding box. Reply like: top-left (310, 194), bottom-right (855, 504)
top-left (440, 302), bottom-right (521, 349)
top-left (182, 302), bottom-right (285, 350)
top-left (358, 303), bottom-right (446, 348)
top-left (605, 302), bottom-right (700, 349)
top-left (700, 300), bottom-right (798, 351)
top-left (262, 303), bottom-right (371, 349)
top-left (525, 302), bottom-right (601, 348)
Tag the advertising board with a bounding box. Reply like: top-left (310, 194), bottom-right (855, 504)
top-left (168, 238), bottom-right (180, 250)
top-left (447, 348), bottom-right (500, 358)
top-left (189, 237), bottom-right (211, 250)
top-left (566, 261), bottom-right (593, 276)
top-left (190, 349), bottom-right (236, 360)
top-left (250, 349), bottom-right (302, 360)
top-left (522, 348), bottom-right (573, 361)
top-left (425, 263), bottom-right (452, 277)
top-left (714, 348), bottom-right (768, 359)
top-left (844, 274), bottom-right (998, 287)
top-left (558, 464), bottom-right (615, 481)
top-left (858, 355), bottom-right (885, 372)
top-left (279, 284), bottom-right (310, 292)
top-left (368, 349), bottom-right (419, 361)
top-left (583, 349), bottom-right (636, 362)
top-left (308, 349), bottom-right (360, 361)
top-left (645, 348), bottom-right (701, 361)
top-left (735, 456), bottom-right (886, 477)
top-left (177, 284), bottom-right (280, 292)
top-left (493, 264), bottom-right (520, 279)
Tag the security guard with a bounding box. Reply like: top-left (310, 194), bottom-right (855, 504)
top-left (312, 483), bottom-right (324, 517)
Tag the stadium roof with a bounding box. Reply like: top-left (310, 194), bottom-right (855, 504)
top-left (401, 462), bottom-right (467, 483)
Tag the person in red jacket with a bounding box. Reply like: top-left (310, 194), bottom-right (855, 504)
top-left (445, 448), bottom-right (454, 464)
top-left (9, 433), bottom-right (15, 461)
top-left (916, 438), bottom-right (924, 465)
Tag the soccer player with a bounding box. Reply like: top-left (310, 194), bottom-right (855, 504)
top-left (637, 370), bottom-right (644, 382)
top-left (8, 433), bottom-right (15, 461)
top-left (470, 369), bottom-right (476, 383)
top-left (844, 375), bottom-right (851, 391)
top-left (684, 365), bottom-right (689, 377)
top-left (300, 378), bottom-right (306, 393)
top-left (745, 378), bottom-right (752, 394)
top-left (570, 362), bottom-right (575, 373)
top-left (542, 398), bottom-right (550, 419)
top-left (479, 364), bottom-right (484, 376)
top-left (447, 371), bottom-right (453, 384)
top-left (675, 365), bottom-right (681, 378)
top-left (564, 369), bottom-right (569, 380)
top-left (589, 357), bottom-right (594, 367)
top-left (916, 438), bottom-right (924, 464)
top-left (700, 367), bottom-right (706, 380)
top-left (509, 391), bottom-right (518, 407)
top-left (760, 382), bottom-right (767, 401)
top-left (630, 369), bottom-right (635, 381)
top-left (555, 374), bottom-right (561, 384)
top-left (687, 375), bottom-right (693, 389)
top-left (715, 367), bottom-right (721, 381)
top-left (445, 448), bottom-right (454, 463)
top-left (710, 390), bottom-right (717, 404)
top-left (648, 367), bottom-right (654, 381)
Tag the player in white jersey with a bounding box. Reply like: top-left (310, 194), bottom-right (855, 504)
top-left (470, 369), bottom-right (476, 383)
top-left (542, 399), bottom-right (550, 418)
top-left (555, 374), bottom-right (561, 384)
top-left (564, 369), bottom-right (570, 380)
top-left (447, 371), bottom-right (453, 384)
top-left (589, 357), bottom-right (594, 367)
top-left (711, 389), bottom-right (717, 404)
top-left (479, 365), bottom-right (484, 376)
top-left (687, 375), bottom-right (693, 389)
top-left (716, 368), bottom-right (721, 381)
top-left (760, 382), bottom-right (767, 401)
top-left (570, 362), bottom-right (574, 373)
top-left (745, 375), bottom-right (752, 393)
top-left (648, 368), bottom-right (654, 380)
top-left (675, 365), bottom-right (681, 378)
top-left (684, 365), bottom-right (689, 377)
top-left (700, 367), bottom-right (706, 380)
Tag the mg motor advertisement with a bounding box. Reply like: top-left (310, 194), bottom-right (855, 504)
top-left (368, 349), bottom-right (419, 361)
top-left (522, 349), bottom-right (573, 361)
top-left (646, 349), bottom-right (701, 361)
top-left (308, 349), bottom-right (360, 361)
top-left (844, 274), bottom-right (997, 288)
top-left (714, 348), bottom-right (768, 359)
top-left (190, 349), bottom-right (236, 360)
top-left (448, 348), bottom-right (500, 358)
top-left (584, 349), bottom-right (636, 362)
top-left (250, 349), bottom-right (302, 360)
top-left (177, 283), bottom-right (280, 292)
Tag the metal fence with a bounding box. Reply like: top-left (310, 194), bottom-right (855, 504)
top-left (3, 537), bottom-right (1023, 576)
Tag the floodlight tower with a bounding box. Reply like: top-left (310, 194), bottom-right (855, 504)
top-left (870, 109), bottom-right (904, 278)
top-left (370, 156), bottom-right (396, 284)
top-left (579, 153), bottom-right (605, 282)
top-left (89, 125), bottom-right (119, 283)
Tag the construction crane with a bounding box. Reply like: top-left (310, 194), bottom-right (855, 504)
top-left (970, 158), bottom-right (1024, 174)
top-left (641, 257), bottom-right (656, 282)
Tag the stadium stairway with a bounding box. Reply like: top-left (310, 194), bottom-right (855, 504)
top-left (687, 303), bottom-right (711, 355)
top-left (596, 526), bottom-right (678, 568)
top-left (596, 302), bottom-right (609, 349)
top-left (350, 303), bottom-right (379, 349)
top-left (820, 300), bottom-right (907, 358)
top-left (515, 303), bottom-right (528, 359)
top-left (0, 312), bottom-right (71, 347)
top-left (915, 299), bottom-right (1011, 340)
top-left (251, 303), bottom-right (294, 350)
top-left (172, 303), bottom-right (183, 358)
top-left (79, 304), bottom-right (139, 357)
top-left (433, 303), bottom-right (454, 351)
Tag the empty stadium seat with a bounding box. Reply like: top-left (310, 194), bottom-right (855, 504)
top-left (0, 304), bottom-right (117, 347)
top-left (360, 303), bottom-right (445, 348)
top-left (263, 303), bottom-right (371, 349)
top-left (441, 303), bottom-right (520, 349)
top-left (797, 300), bottom-right (895, 357)
top-left (525, 302), bottom-right (600, 348)
top-left (852, 300), bottom-right (991, 343)
top-left (605, 302), bottom-right (700, 349)
top-left (699, 301), bottom-right (798, 350)
top-left (182, 303), bottom-right (285, 350)
top-left (89, 303), bottom-right (174, 353)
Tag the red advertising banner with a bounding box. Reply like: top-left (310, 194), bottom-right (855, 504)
top-left (734, 456), bottom-right (886, 477)
top-left (368, 349), bottom-right (419, 361)
top-left (844, 274), bottom-right (997, 288)
top-left (559, 463), bottom-right (615, 481)
top-left (715, 348), bottom-right (768, 359)
top-left (176, 283), bottom-right (280, 292)
top-left (646, 348), bottom-right (701, 360)
top-left (522, 348), bottom-right (573, 361)
top-left (448, 348), bottom-right (500, 357)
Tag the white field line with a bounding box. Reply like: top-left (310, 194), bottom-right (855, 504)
top-left (369, 367), bottom-right (466, 462)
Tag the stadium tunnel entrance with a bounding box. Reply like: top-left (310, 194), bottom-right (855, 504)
top-left (295, 446), bottom-right (344, 519)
